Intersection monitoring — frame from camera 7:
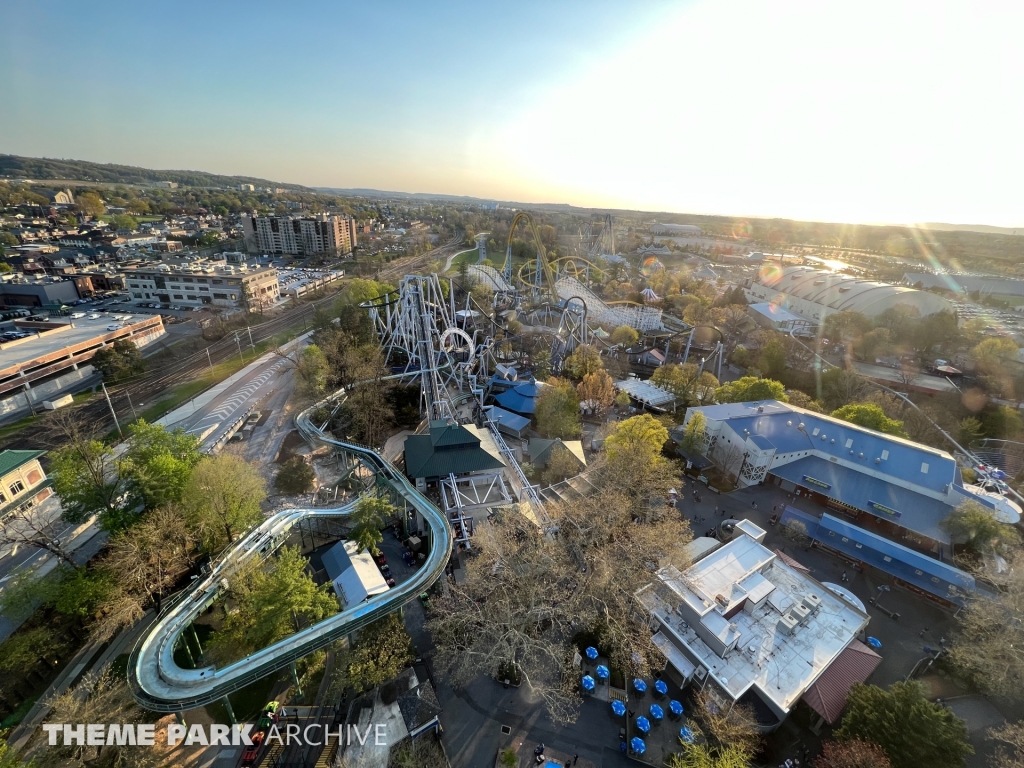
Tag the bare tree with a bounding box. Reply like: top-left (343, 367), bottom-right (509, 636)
top-left (0, 506), bottom-right (80, 569)
top-left (947, 549), bottom-right (1024, 698)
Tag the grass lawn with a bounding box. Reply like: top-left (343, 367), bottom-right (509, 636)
top-left (0, 413), bottom-right (40, 441)
top-left (447, 248), bottom-right (480, 272)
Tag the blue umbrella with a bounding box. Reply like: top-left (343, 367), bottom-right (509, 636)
top-left (650, 703), bottom-right (665, 720)
top-left (585, 646), bottom-right (599, 660)
top-left (654, 679), bottom-right (669, 695)
top-left (631, 737), bottom-right (647, 755)
top-left (633, 678), bottom-right (647, 693)
top-left (669, 700), bottom-right (684, 716)
top-left (611, 699), bottom-right (627, 716)
top-left (581, 675), bottom-right (595, 692)
top-left (679, 726), bottom-right (695, 744)
top-left (635, 716), bottom-right (651, 734)
top-left (866, 636), bottom-right (882, 650)
top-left (595, 664), bottom-right (610, 679)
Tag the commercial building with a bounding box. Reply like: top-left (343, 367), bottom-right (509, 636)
top-left (746, 266), bottom-right (952, 322)
top-left (403, 420), bottom-right (505, 489)
top-left (747, 302), bottom-right (813, 335)
top-left (122, 263), bottom-right (279, 309)
top-left (0, 275), bottom-right (80, 309)
top-left (636, 523), bottom-right (875, 730)
top-left (241, 213), bottom-right (357, 257)
top-left (0, 449), bottom-right (53, 520)
top-left (0, 316), bottom-right (166, 421)
top-left (681, 400), bottom-right (1020, 553)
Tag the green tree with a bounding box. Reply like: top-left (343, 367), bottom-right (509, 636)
top-left (345, 613), bottom-right (414, 692)
top-left (532, 350), bottom-right (552, 381)
top-left (714, 376), bottom-right (787, 403)
top-left (605, 414), bottom-right (669, 462)
top-left (342, 278), bottom-right (394, 305)
top-left (983, 405), bottom-right (1024, 440)
top-left (274, 456), bottom-right (315, 495)
top-left (534, 378), bottom-right (581, 439)
top-left (681, 411), bottom-right (707, 453)
top-left (183, 453), bottom-right (267, 551)
top-left (295, 344), bottom-right (330, 401)
top-left (122, 420), bottom-right (202, 509)
top-left (75, 191), bottom-right (105, 218)
top-left (822, 311), bottom-right (872, 343)
top-left (610, 325), bottom-right (640, 347)
top-left (831, 403), bottom-right (908, 437)
top-left (540, 444), bottom-right (584, 486)
top-left (836, 681), bottom-right (972, 768)
top-left (109, 213), bottom-right (138, 231)
top-left (858, 327), bottom-right (894, 361)
top-left (207, 546), bottom-right (338, 663)
top-left (972, 336), bottom-right (1018, 375)
top-left (940, 500), bottom-right (1020, 554)
top-left (758, 337), bottom-right (787, 378)
top-left (349, 496), bottom-right (395, 555)
top-left (563, 344), bottom-right (604, 380)
top-left (0, 262), bottom-right (12, 273)
top-left (957, 417), bottom-right (984, 447)
top-left (0, 231), bottom-right (18, 247)
top-left (90, 338), bottom-right (145, 382)
top-left (51, 439), bottom-right (135, 531)
top-left (614, 390), bottom-right (631, 408)
top-left (652, 363), bottom-right (701, 404)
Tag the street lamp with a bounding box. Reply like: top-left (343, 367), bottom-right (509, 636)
top-left (871, 585), bottom-right (899, 619)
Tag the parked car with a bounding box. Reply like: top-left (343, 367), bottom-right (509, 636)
top-left (106, 324), bottom-right (121, 331)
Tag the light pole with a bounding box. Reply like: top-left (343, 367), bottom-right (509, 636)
top-left (872, 585), bottom-right (899, 619)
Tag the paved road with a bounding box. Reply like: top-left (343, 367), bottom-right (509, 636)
top-left (160, 342), bottom-right (306, 452)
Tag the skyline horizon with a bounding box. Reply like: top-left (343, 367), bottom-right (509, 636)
top-left (4, 1), bottom-right (1023, 228)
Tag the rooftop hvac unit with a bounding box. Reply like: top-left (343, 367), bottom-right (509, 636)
top-left (777, 613), bottom-right (799, 635)
top-left (790, 603), bottom-right (811, 624)
top-left (802, 593), bottom-right (822, 614)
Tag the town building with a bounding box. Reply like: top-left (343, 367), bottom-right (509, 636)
top-left (0, 316), bottom-right (166, 422)
top-left (681, 400), bottom-right (1020, 554)
top-left (121, 262), bottom-right (279, 309)
top-left (240, 213), bottom-right (357, 256)
top-left (649, 223), bottom-right (703, 235)
top-left (904, 272), bottom-right (1024, 298)
top-left (0, 274), bottom-right (81, 309)
top-left (636, 523), bottom-right (876, 731)
top-left (746, 266), bottom-right (952, 322)
top-left (0, 449), bottom-right (53, 521)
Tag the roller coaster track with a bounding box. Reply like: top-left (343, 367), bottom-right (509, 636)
top-left (127, 391), bottom-right (452, 712)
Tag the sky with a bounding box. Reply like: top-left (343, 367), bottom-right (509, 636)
top-left (2, 0), bottom-right (1023, 226)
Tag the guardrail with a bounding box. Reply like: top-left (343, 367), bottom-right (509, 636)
top-left (128, 388), bottom-right (453, 712)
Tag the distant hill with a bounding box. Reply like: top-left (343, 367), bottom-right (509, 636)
top-left (917, 222), bottom-right (1024, 237)
top-left (0, 154), bottom-right (312, 191)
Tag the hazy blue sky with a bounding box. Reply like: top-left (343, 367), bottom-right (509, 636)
top-left (3, 0), bottom-right (1023, 225)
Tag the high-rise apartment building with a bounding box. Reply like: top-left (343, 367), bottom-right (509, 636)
top-left (241, 213), bottom-right (357, 256)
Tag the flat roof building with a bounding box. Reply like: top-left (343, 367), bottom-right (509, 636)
top-left (637, 525), bottom-right (875, 731)
top-left (0, 449), bottom-right (53, 521)
top-left (321, 540), bottom-right (389, 607)
top-left (0, 316), bottom-right (165, 422)
top-left (121, 263), bottom-right (279, 310)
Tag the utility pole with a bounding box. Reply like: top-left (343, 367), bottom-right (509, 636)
top-left (125, 390), bottom-right (138, 421)
top-left (234, 333), bottom-right (244, 364)
top-left (205, 347), bottom-right (214, 373)
top-left (246, 326), bottom-right (254, 349)
top-left (101, 382), bottom-right (123, 438)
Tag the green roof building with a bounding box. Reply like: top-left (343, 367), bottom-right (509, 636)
top-left (404, 420), bottom-right (504, 485)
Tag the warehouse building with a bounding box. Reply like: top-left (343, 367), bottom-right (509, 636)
top-left (745, 266), bottom-right (952, 322)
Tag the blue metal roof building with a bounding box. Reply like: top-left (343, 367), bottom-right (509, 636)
top-left (683, 400), bottom-right (1021, 547)
top-left (779, 510), bottom-right (977, 606)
